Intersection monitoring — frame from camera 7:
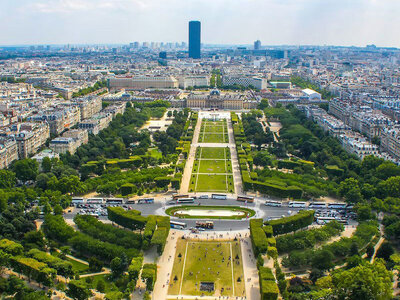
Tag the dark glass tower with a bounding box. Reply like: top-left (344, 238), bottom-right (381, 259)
top-left (189, 21), bottom-right (201, 59)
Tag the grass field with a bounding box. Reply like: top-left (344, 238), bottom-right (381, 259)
top-left (190, 147), bottom-right (234, 192)
top-left (198, 120), bottom-right (229, 143)
top-left (168, 239), bottom-right (245, 297)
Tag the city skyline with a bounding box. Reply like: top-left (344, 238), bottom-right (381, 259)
top-left (1, 0), bottom-right (400, 47)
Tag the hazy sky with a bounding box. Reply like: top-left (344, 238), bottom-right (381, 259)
top-left (1, 0), bottom-right (400, 47)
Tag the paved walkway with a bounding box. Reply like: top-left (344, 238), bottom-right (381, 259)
top-left (152, 230), bottom-right (183, 300)
top-left (240, 236), bottom-right (261, 300)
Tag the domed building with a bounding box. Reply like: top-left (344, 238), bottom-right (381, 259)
top-left (185, 88), bottom-right (257, 110)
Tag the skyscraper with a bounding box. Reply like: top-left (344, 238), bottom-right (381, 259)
top-left (254, 40), bottom-right (261, 50)
top-left (189, 21), bottom-right (201, 59)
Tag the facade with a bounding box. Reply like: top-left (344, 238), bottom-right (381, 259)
top-left (108, 76), bottom-right (179, 90)
top-left (302, 89), bottom-right (322, 101)
top-left (179, 76), bottom-right (210, 89)
top-left (13, 122), bottom-right (50, 159)
top-left (189, 21), bottom-right (201, 59)
top-left (254, 40), bottom-right (261, 50)
top-left (50, 129), bottom-right (88, 155)
top-left (381, 126), bottom-right (400, 160)
top-left (0, 138), bottom-right (18, 169)
top-left (222, 76), bottom-right (267, 90)
top-left (186, 89), bottom-right (255, 110)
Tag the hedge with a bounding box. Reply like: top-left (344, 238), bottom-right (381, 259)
top-left (107, 207), bottom-right (147, 230)
top-left (265, 210), bottom-right (315, 235)
top-left (128, 256), bottom-right (144, 281)
top-left (120, 183), bottom-right (135, 196)
top-left (144, 216), bottom-right (157, 240)
top-left (0, 239), bottom-right (24, 255)
top-left (250, 219), bottom-right (268, 255)
top-left (27, 249), bottom-right (74, 278)
top-left (266, 238), bottom-right (276, 247)
top-left (10, 256), bottom-right (56, 286)
top-left (142, 263), bottom-right (157, 291)
top-left (267, 247), bottom-right (278, 259)
top-left (277, 160), bottom-right (300, 170)
top-left (259, 267), bottom-right (278, 300)
top-left (263, 226), bottom-right (273, 238)
top-left (151, 227), bottom-right (169, 254)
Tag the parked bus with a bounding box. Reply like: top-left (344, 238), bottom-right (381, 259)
top-left (327, 203), bottom-right (347, 209)
top-left (211, 194), bottom-right (227, 200)
top-left (137, 198), bottom-right (154, 204)
top-left (106, 198), bottom-right (123, 204)
top-left (173, 194), bottom-right (189, 200)
top-left (288, 201), bottom-right (307, 208)
top-left (126, 200), bottom-right (136, 204)
top-left (308, 202), bottom-right (327, 209)
top-left (176, 198), bottom-right (195, 204)
top-left (71, 198), bottom-right (84, 205)
top-left (196, 221), bottom-right (214, 229)
top-left (237, 195), bottom-right (254, 203)
top-left (170, 221), bottom-right (187, 229)
top-left (316, 217), bottom-right (336, 225)
top-left (87, 198), bottom-right (103, 204)
top-left (264, 200), bottom-right (282, 207)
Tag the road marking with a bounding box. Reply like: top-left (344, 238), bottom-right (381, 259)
top-left (179, 241), bottom-right (189, 295)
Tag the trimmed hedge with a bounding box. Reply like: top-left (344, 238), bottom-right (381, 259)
top-left (267, 247), bottom-right (278, 259)
top-left (263, 226), bottom-right (273, 238)
top-left (107, 207), bottom-right (147, 230)
top-left (0, 239), bottom-right (24, 255)
top-left (151, 227), bottom-right (168, 254)
top-left (265, 210), bottom-right (315, 235)
top-left (250, 219), bottom-right (268, 256)
top-left (128, 256), bottom-right (143, 281)
top-left (259, 267), bottom-right (279, 300)
top-left (27, 249), bottom-right (74, 278)
top-left (142, 263), bottom-right (157, 291)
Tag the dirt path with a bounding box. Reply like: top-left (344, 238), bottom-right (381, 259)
top-left (228, 113), bottom-right (243, 195)
top-left (240, 236), bottom-right (261, 300)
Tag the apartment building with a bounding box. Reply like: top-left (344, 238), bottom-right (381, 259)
top-left (0, 138), bottom-right (18, 169)
top-left (108, 76), bottom-right (179, 90)
top-left (222, 76), bottom-right (267, 90)
top-left (381, 126), bottom-right (400, 160)
top-left (12, 122), bottom-right (50, 159)
top-left (50, 129), bottom-right (88, 154)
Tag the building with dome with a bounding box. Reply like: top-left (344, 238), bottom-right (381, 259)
top-left (185, 88), bottom-right (257, 110)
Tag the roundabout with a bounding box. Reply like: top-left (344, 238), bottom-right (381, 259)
top-left (165, 205), bottom-right (256, 220)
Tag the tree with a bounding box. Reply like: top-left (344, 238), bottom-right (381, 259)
top-left (332, 260), bottom-right (392, 300)
top-left (89, 257), bottom-right (103, 272)
top-left (67, 280), bottom-right (93, 300)
top-left (96, 279), bottom-right (106, 293)
top-left (0, 170), bottom-right (16, 189)
top-left (357, 205), bottom-right (375, 221)
top-left (376, 242), bottom-right (394, 261)
top-left (111, 257), bottom-right (124, 278)
top-left (311, 249), bottom-right (334, 271)
top-left (12, 159), bottom-right (38, 182)
top-left (53, 204), bottom-right (63, 215)
top-left (42, 157), bottom-right (52, 173)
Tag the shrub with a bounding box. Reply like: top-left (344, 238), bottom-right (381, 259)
top-left (250, 219), bottom-right (268, 255)
top-left (107, 207), bottom-right (147, 230)
top-left (265, 210), bottom-right (315, 235)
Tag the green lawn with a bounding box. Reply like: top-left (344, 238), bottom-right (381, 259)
top-left (168, 240), bottom-right (245, 297)
top-left (199, 133), bottom-right (227, 143)
top-left (65, 257), bottom-right (90, 274)
top-left (84, 274), bottom-right (114, 293)
top-left (198, 120), bottom-right (228, 143)
top-left (196, 147), bottom-right (228, 159)
top-left (198, 160), bottom-right (227, 173)
top-left (147, 148), bottom-right (162, 159)
top-left (189, 174), bottom-right (234, 192)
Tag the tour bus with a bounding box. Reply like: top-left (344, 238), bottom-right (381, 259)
top-left (126, 200), bottom-right (136, 204)
top-left (87, 198), bottom-right (103, 204)
top-left (264, 200), bottom-right (282, 207)
top-left (170, 221), bottom-right (187, 229)
top-left (176, 198), bottom-right (195, 204)
top-left (237, 195), bottom-right (255, 203)
top-left (196, 221), bottom-right (214, 229)
top-left (71, 198), bottom-right (84, 205)
top-left (327, 203), bottom-right (347, 210)
top-left (211, 194), bottom-right (227, 200)
top-left (308, 202), bottom-right (327, 209)
top-left (173, 194), bottom-right (189, 200)
top-left (316, 216), bottom-right (336, 225)
top-left (288, 201), bottom-right (307, 208)
top-left (106, 198), bottom-right (124, 204)
top-left (137, 198), bottom-right (154, 204)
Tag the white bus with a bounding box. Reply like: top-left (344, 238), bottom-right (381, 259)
top-left (288, 201), bottom-right (307, 208)
top-left (308, 202), bottom-right (327, 209)
top-left (106, 198), bottom-right (123, 204)
top-left (87, 198), bottom-right (103, 204)
top-left (327, 203), bottom-right (347, 209)
top-left (170, 221), bottom-right (187, 229)
top-left (176, 198), bottom-right (195, 204)
top-left (211, 194), bottom-right (227, 200)
top-left (316, 217), bottom-right (336, 225)
top-left (71, 198), bottom-right (84, 205)
top-left (265, 200), bottom-right (282, 207)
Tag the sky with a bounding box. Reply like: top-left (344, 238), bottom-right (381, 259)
top-left (0, 0), bottom-right (400, 47)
